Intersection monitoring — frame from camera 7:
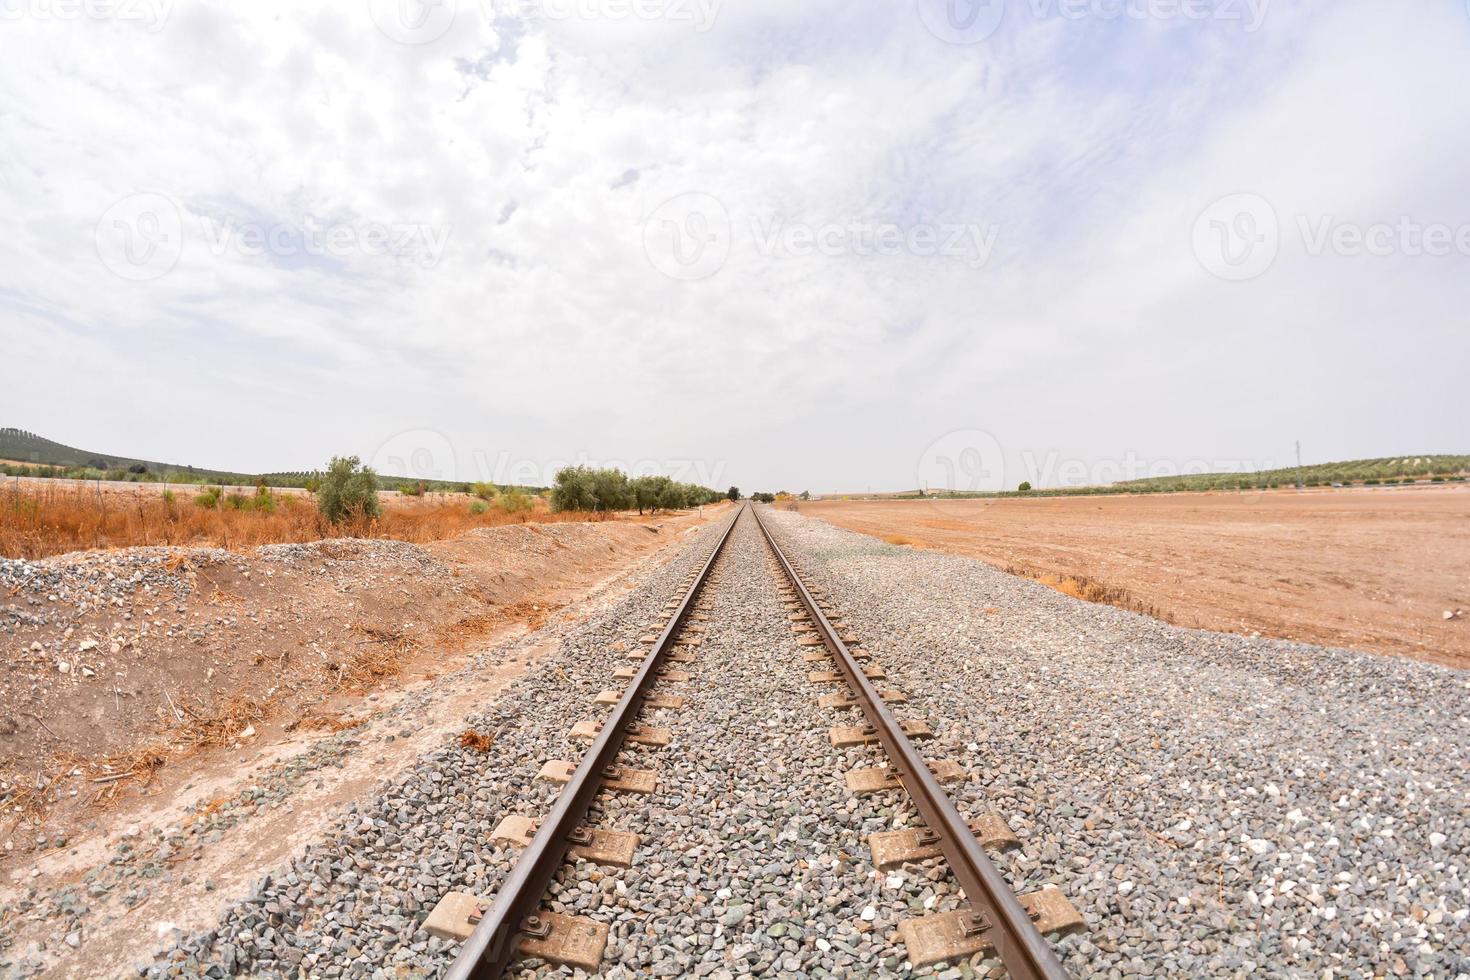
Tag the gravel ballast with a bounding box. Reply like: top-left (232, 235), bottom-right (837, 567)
top-left (131, 505), bottom-right (1467, 978)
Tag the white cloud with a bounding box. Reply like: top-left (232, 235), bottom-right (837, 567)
top-left (0, 0), bottom-right (1466, 490)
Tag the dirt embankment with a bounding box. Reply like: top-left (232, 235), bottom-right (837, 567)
top-left (0, 510), bottom-right (721, 856)
top-left (801, 487), bottom-right (1470, 668)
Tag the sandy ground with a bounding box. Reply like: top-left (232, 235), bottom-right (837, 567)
top-left (0, 505), bottom-right (728, 977)
top-left (800, 486), bottom-right (1470, 668)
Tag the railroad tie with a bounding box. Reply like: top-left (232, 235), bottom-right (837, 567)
top-left (426, 900), bottom-right (608, 971)
top-left (536, 760), bottom-right (657, 795)
top-left (626, 648), bottom-right (696, 663)
top-left (489, 815), bottom-right (640, 868)
top-left (569, 718), bottom-right (673, 747)
top-left (898, 889), bottom-right (1086, 969)
top-left (818, 689), bottom-right (906, 709)
top-left (829, 719), bottom-right (933, 747)
top-left (868, 812), bottom-right (1019, 869)
top-left (593, 690), bottom-right (685, 710)
top-left (808, 666), bottom-right (886, 684)
top-left (613, 666), bottom-right (690, 682)
top-left (845, 759), bottom-right (967, 795)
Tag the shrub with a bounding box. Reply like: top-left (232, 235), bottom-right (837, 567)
top-left (303, 475), bottom-right (322, 494)
top-left (472, 482), bottom-right (498, 500)
top-left (498, 489), bottom-right (533, 514)
top-left (318, 456), bottom-right (381, 523)
top-left (1018, 481), bottom-right (1032, 492)
top-left (469, 500), bottom-right (489, 515)
top-left (195, 487), bottom-right (222, 509)
top-left (253, 484), bottom-right (277, 513)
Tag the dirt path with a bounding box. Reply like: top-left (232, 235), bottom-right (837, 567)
top-left (800, 487), bottom-right (1470, 667)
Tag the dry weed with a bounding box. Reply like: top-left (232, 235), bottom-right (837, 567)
top-left (1005, 564), bottom-right (1166, 621)
top-left (459, 729), bottom-right (495, 752)
top-left (0, 481), bottom-right (609, 559)
top-left (292, 714), bottom-right (366, 734)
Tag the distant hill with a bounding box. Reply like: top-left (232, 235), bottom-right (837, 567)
top-left (868, 454), bottom-right (1470, 500)
top-left (0, 427), bottom-right (216, 475)
top-left (0, 428), bottom-right (535, 493)
top-left (1113, 456), bottom-right (1470, 492)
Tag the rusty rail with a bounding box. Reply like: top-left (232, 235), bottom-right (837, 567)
top-left (750, 504), bottom-right (1071, 980)
top-left (444, 506), bottom-right (742, 980)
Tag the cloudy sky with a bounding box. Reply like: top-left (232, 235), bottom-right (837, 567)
top-left (2, 0), bottom-right (1467, 493)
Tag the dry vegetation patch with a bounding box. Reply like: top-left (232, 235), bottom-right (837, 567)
top-left (0, 480), bottom-right (609, 560)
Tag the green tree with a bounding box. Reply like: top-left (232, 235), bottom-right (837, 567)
top-left (631, 475), bottom-right (668, 514)
top-left (727, 486), bottom-right (741, 501)
top-left (550, 466), bottom-right (592, 511)
top-left (552, 466), bottom-right (632, 513)
top-left (656, 479), bottom-right (688, 512)
top-left (588, 467), bottom-right (632, 511)
top-left (318, 456), bottom-right (381, 523)
top-left (1018, 481), bottom-right (1032, 492)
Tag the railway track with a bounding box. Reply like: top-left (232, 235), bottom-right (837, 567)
top-left (430, 503), bottom-right (1083, 978)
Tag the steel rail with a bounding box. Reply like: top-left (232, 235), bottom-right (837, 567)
top-left (750, 505), bottom-right (1071, 980)
top-left (445, 506), bottom-right (743, 980)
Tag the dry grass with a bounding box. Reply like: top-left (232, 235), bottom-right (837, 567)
top-left (459, 729), bottom-right (495, 752)
top-left (291, 714), bottom-right (366, 734)
top-left (1005, 564), bottom-right (1165, 621)
top-left (883, 534), bottom-right (916, 546)
top-left (0, 481), bottom-right (608, 559)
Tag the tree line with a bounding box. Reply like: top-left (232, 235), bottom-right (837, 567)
top-left (548, 466), bottom-right (725, 514)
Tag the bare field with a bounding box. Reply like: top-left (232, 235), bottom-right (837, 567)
top-left (801, 487), bottom-right (1470, 668)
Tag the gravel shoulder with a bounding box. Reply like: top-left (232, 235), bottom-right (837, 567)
top-left (762, 507), bottom-right (1469, 978)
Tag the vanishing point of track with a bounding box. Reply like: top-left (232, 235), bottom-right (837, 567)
top-left (436, 503), bottom-right (1083, 978)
